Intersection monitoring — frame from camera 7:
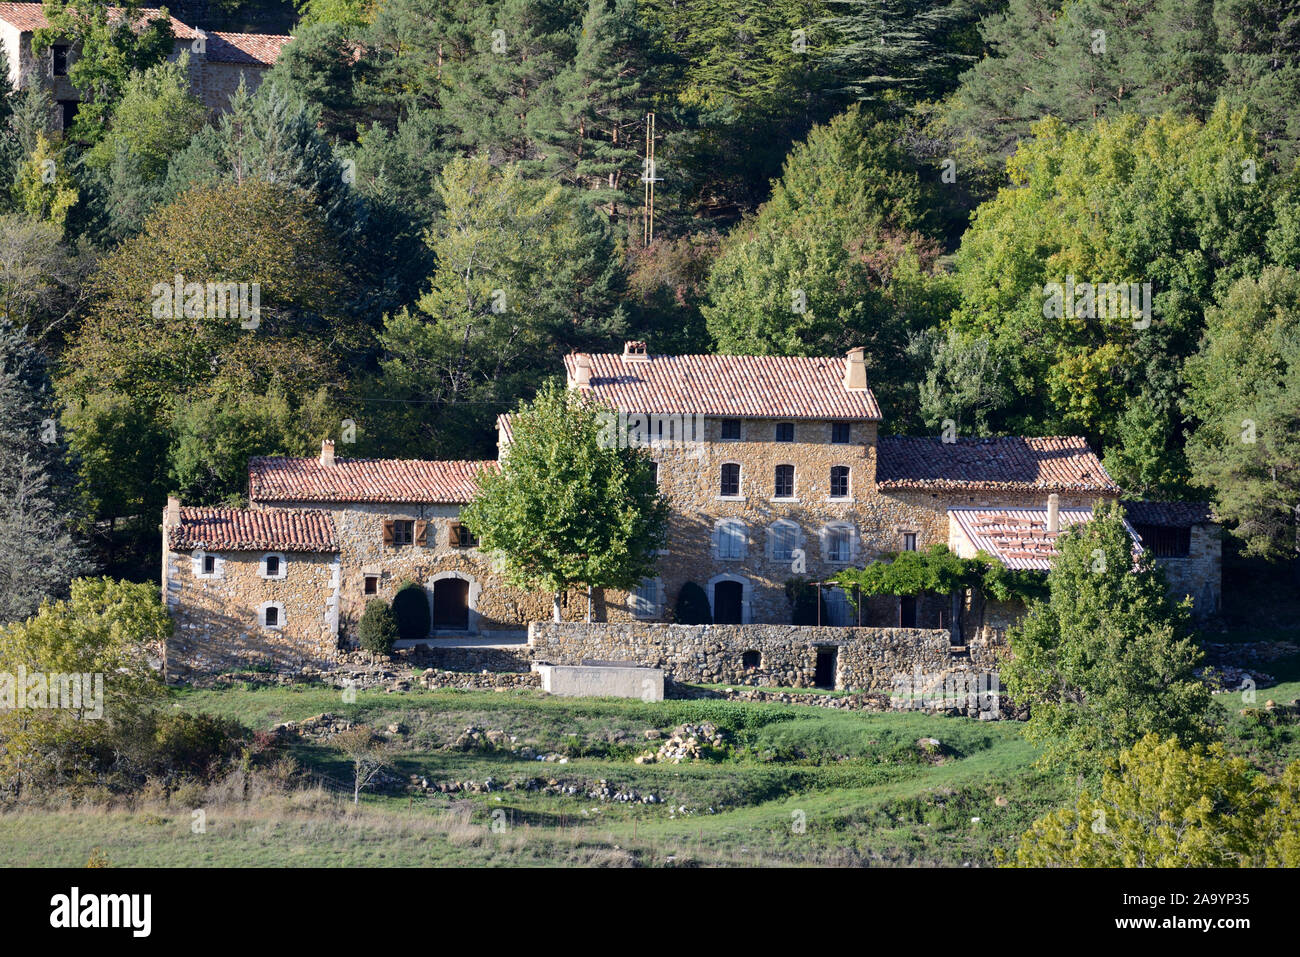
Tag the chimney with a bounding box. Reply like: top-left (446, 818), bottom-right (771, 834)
top-left (622, 340), bottom-right (649, 362)
top-left (320, 439), bottom-right (335, 467)
top-left (571, 353), bottom-right (594, 389)
top-left (165, 494), bottom-right (181, 527)
top-left (1047, 493), bottom-right (1060, 533)
top-left (843, 347), bottom-right (867, 391)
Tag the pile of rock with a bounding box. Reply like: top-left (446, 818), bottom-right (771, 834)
top-left (635, 722), bottom-right (726, 764)
top-left (417, 668), bottom-right (540, 691)
top-left (271, 713), bottom-right (355, 739)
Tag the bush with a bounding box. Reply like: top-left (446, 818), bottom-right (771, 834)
top-left (391, 582), bottom-right (431, 640)
top-left (674, 581), bottom-right (712, 624)
top-left (357, 598), bottom-right (398, 654)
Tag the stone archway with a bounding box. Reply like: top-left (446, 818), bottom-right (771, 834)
top-left (707, 573), bottom-right (750, 624)
top-left (425, 571), bottom-right (481, 634)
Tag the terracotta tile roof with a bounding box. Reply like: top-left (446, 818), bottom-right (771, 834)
top-left (249, 457), bottom-right (497, 505)
top-left (170, 506), bottom-right (337, 552)
top-left (0, 3), bottom-right (199, 37)
top-left (877, 436), bottom-right (1118, 492)
top-left (206, 30), bottom-right (291, 66)
top-left (565, 352), bottom-right (882, 420)
top-left (0, 5), bottom-right (290, 64)
top-left (1122, 500), bottom-right (1215, 527)
top-left (950, 507), bottom-right (1141, 570)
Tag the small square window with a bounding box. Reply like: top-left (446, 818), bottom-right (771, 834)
top-left (775, 422), bottom-right (794, 442)
top-left (203, 554), bottom-right (216, 575)
top-left (392, 520), bottom-right (414, 546)
top-left (364, 575), bottom-right (378, 595)
top-left (457, 525), bottom-right (479, 548)
top-left (831, 422), bottom-right (850, 444)
top-left (720, 419), bottom-right (741, 440)
top-left (902, 532), bottom-right (917, 551)
top-left (265, 555), bottom-right (280, 576)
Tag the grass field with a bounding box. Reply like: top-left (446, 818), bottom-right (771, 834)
top-left (0, 685), bottom-right (1072, 867)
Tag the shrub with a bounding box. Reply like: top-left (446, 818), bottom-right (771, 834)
top-left (674, 581), bottom-right (712, 624)
top-left (391, 582), bottom-right (430, 640)
top-left (357, 598), bottom-right (399, 654)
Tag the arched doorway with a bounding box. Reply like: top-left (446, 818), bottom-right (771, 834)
top-left (432, 577), bottom-right (469, 631)
top-left (713, 580), bottom-right (744, 624)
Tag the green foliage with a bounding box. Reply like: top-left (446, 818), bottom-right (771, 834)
top-left (373, 155), bottom-right (623, 459)
top-left (833, 544), bottom-right (1046, 604)
top-left (1184, 267), bottom-right (1300, 561)
top-left (674, 581), bottom-right (712, 624)
top-left (1001, 502), bottom-right (1216, 777)
top-left (459, 380), bottom-right (670, 616)
top-left (33, 1), bottom-right (176, 146)
top-left (1015, 734), bottom-right (1300, 867)
top-left (357, 598), bottom-right (399, 654)
top-left (702, 106), bottom-right (945, 419)
top-left (0, 577), bottom-right (170, 790)
top-left (391, 583), bottom-right (430, 641)
top-left (943, 0), bottom-right (1300, 170)
top-left (949, 108), bottom-right (1291, 462)
top-left (12, 134), bottom-right (78, 233)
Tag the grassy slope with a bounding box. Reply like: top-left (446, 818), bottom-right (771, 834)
top-left (0, 686), bottom-right (1064, 867)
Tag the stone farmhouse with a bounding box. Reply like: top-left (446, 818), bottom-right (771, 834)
top-left (160, 343), bottom-right (1222, 681)
top-left (0, 2), bottom-right (291, 129)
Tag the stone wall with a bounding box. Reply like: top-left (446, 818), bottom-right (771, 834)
top-left (1155, 524), bottom-right (1223, 619)
top-left (528, 621), bottom-right (1005, 693)
top-left (164, 545), bottom-right (340, 682)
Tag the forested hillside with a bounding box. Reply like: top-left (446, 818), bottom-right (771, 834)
top-left (2, 0), bottom-right (1298, 590)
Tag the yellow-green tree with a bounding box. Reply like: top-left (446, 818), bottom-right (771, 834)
top-left (1015, 734), bottom-right (1300, 867)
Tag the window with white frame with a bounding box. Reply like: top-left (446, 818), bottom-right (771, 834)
top-left (716, 520), bottom-right (748, 560)
top-left (829, 465), bottom-right (850, 498)
top-left (260, 552), bottom-right (287, 579)
top-left (259, 602), bottom-right (284, 629)
top-left (194, 551), bottom-right (222, 579)
top-left (823, 524), bottom-right (854, 563)
top-left (773, 464), bottom-right (795, 498)
top-left (719, 462), bottom-right (741, 497)
top-left (770, 521), bottom-right (799, 562)
top-left (631, 579), bottom-right (660, 619)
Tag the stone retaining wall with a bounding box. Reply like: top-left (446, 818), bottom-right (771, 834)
top-left (528, 621), bottom-right (1005, 693)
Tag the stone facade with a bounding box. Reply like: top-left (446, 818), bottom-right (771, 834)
top-left (163, 539), bottom-right (340, 682)
top-left (528, 621), bottom-right (1004, 694)
top-left (1150, 523), bottom-right (1222, 617)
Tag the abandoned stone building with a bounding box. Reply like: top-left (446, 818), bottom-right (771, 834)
top-left (161, 342), bottom-right (1222, 681)
top-left (0, 2), bottom-right (290, 128)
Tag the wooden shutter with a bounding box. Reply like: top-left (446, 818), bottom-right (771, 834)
top-left (382, 521), bottom-right (395, 547)
top-left (414, 520), bottom-right (428, 546)
top-left (448, 522), bottom-right (462, 547)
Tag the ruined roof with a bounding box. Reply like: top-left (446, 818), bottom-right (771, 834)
top-left (249, 457), bottom-right (497, 505)
top-left (877, 436), bottom-right (1118, 492)
top-left (564, 352), bottom-right (882, 420)
top-left (0, 4), bottom-right (289, 65)
top-left (170, 506), bottom-right (338, 552)
top-left (949, 506), bottom-right (1141, 571)
top-left (1122, 500), bottom-right (1215, 527)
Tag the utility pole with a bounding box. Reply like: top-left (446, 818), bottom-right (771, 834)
top-left (641, 112), bottom-right (662, 247)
